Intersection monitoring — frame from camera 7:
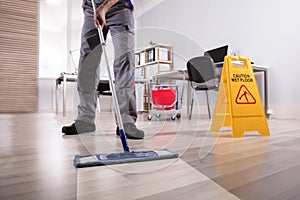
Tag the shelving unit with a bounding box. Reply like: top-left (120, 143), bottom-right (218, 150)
top-left (135, 44), bottom-right (173, 111)
top-left (135, 44), bottom-right (173, 79)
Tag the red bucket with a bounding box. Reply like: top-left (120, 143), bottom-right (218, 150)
top-left (151, 89), bottom-right (176, 110)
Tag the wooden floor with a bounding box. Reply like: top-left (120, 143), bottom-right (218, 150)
top-left (1, 111), bottom-right (300, 200)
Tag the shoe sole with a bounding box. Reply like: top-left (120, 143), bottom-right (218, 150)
top-left (116, 134), bottom-right (144, 140)
top-left (116, 127), bottom-right (144, 140)
top-left (62, 128), bottom-right (95, 135)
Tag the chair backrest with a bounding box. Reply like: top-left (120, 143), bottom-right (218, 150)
top-left (97, 80), bottom-right (112, 96)
top-left (187, 56), bottom-right (217, 84)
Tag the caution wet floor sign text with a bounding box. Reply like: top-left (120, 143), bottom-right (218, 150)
top-left (211, 56), bottom-right (270, 137)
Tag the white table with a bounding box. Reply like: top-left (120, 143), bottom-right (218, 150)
top-left (56, 74), bottom-right (150, 116)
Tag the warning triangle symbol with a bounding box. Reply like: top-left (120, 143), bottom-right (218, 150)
top-left (235, 85), bottom-right (256, 104)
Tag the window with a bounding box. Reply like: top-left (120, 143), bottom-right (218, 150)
top-left (39, 0), bottom-right (83, 78)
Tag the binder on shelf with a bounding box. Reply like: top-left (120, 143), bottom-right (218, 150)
top-left (135, 54), bottom-right (140, 66)
top-left (147, 48), bottom-right (155, 62)
top-left (140, 52), bottom-right (145, 65)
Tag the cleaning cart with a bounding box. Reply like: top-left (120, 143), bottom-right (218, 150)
top-left (147, 84), bottom-right (182, 121)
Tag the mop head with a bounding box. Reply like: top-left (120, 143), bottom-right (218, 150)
top-left (74, 149), bottom-right (178, 168)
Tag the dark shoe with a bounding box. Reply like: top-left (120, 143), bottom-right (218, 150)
top-left (62, 120), bottom-right (95, 135)
top-left (116, 123), bottom-right (144, 140)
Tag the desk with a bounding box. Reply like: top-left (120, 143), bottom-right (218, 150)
top-left (56, 74), bottom-right (149, 116)
top-left (56, 74), bottom-right (113, 116)
top-left (154, 64), bottom-right (270, 117)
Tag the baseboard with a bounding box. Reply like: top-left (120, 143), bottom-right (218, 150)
top-left (270, 106), bottom-right (300, 120)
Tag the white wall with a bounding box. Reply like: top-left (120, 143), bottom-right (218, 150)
top-left (136, 0), bottom-right (300, 119)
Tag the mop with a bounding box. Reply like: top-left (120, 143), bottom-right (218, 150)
top-left (73, 0), bottom-right (178, 168)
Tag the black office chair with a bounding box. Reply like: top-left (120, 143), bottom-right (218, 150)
top-left (187, 56), bottom-right (219, 119)
top-left (97, 80), bottom-right (112, 96)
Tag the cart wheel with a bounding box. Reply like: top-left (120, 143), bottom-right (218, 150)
top-left (171, 116), bottom-right (176, 121)
top-left (156, 114), bottom-right (161, 118)
top-left (176, 113), bottom-right (181, 118)
top-left (147, 115), bottom-right (152, 121)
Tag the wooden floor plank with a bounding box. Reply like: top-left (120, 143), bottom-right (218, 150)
top-left (230, 164), bottom-right (300, 200)
top-left (139, 180), bottom-right (239, 200)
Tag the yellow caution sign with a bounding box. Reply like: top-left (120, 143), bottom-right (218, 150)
top-left (211, 56), bottom-right (270, 137)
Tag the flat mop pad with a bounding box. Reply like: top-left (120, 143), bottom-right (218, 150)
top-left (74, 149), bottom-right (178, 168)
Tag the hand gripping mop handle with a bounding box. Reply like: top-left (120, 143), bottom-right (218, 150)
top-left (91, 0), bottom-right (129, 152)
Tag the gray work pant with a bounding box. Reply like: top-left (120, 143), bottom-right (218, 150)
top-left (77, 0), bottom-right (137, 125)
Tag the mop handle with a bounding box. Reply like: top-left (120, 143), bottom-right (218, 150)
top-left (91, 0), bottom-right (129, 152)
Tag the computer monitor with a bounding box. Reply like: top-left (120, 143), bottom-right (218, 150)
top-left (204, 45), bottom-right (228, 63)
